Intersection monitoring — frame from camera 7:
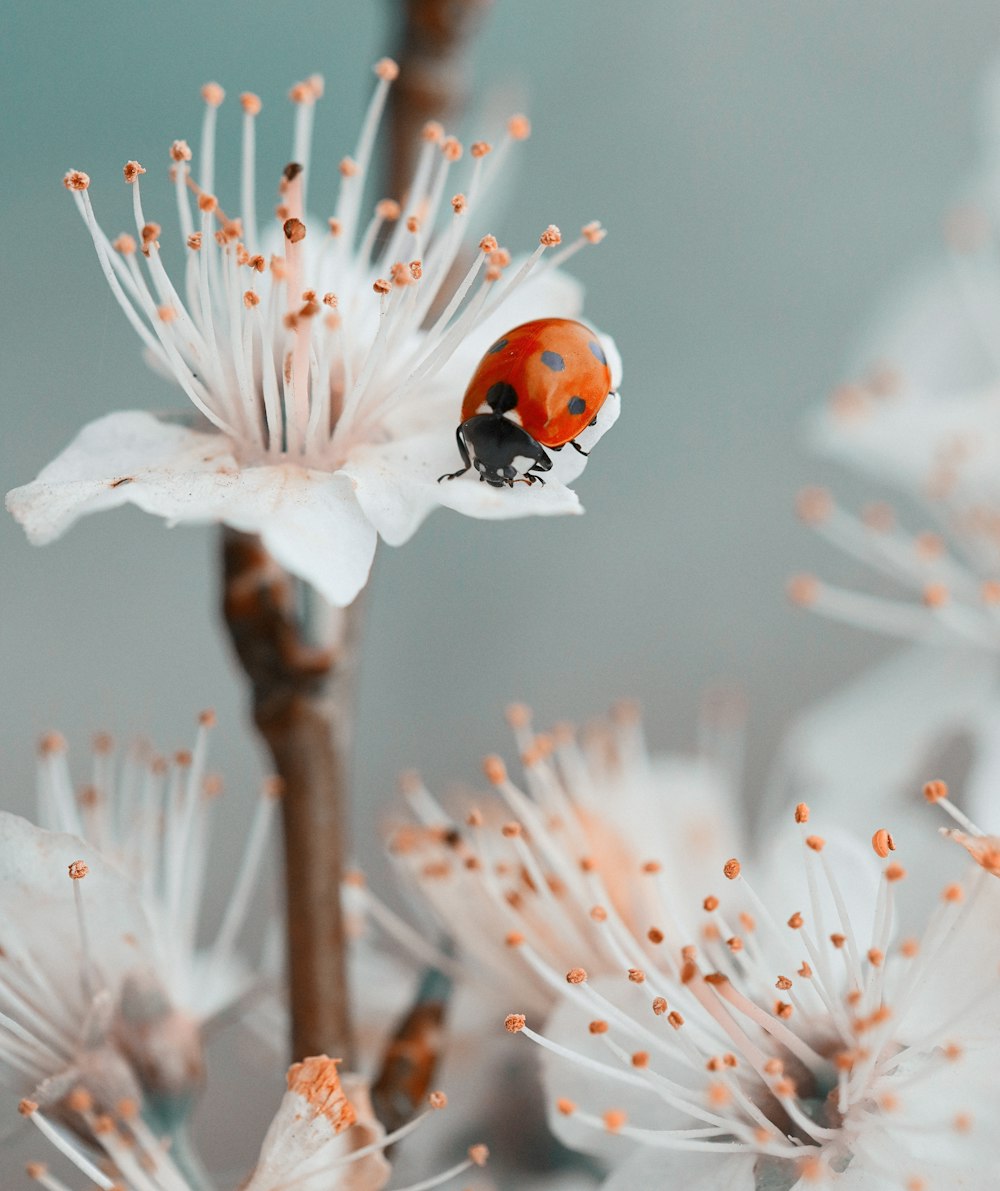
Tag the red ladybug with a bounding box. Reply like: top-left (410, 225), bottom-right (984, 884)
top-left (438, 317), bottom-right (614, 488)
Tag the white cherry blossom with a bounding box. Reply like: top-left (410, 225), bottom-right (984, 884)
top-left (5, 63), bottom-right (621, 606)
top-left (377, 705), bottom-right (1000, 1187)
top-left (784, 61), bottom-right (1000, 872)
top-left (505, 806), bottom-right (1000, 1190)
top-left (0, 717), bottom-right (277, 1130)
top-left (380, 701), bottom-right (744, 1017)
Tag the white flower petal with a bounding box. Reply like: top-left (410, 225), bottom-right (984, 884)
top-left (245, 1058), bottom-right (390, 1191)
top-left (809, 383), bottom-right (1000, 505)
top-left (257, 472), bottom-right (378, 607)
top-left (5, 410), bottom-right (239, 544)
top-left (961, 699), bottom-right (1000, 826)
top-left (600, 333), bottom-right (624, 392)
top-left (773, 643), bottom-right (999, 837)
top-left (0, 811), bottom-right (160, 1102)
top-left (755, 823), bottom-right (881, 971)
top-left (603, 1149), bottom-right (757, 1191)
top-left (339, 429), bottom-right (461, 547)
top-left (850, 261), bottom-right (992, 394)
top-left (772, 643), bottom-right (1000, 925)
top-left (541, 978), bottom-right (697, 1166)
top-left (6, 410), bottom-right (380, 606)
top-left (611, 755), bottom-right (741, 914)
top-left (435, 470), bottom-right (583, 520)
top-left (0, 812), bottom-right (155, 1003)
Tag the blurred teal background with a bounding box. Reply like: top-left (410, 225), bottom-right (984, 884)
top-left (3, 0), bottom-right (1000, 1179)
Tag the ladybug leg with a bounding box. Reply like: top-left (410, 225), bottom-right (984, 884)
top-left (527, 446), bottom-right (553, 485)
top-left (437, 425), bottom-right (473, 482)
top-left (568, 438), bottom-right (590, 457)
top-left (522, 459), bottom-right (550, 486)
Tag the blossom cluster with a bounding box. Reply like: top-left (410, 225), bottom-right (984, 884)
top-left (6, 32), bottom-right (1000, 1191)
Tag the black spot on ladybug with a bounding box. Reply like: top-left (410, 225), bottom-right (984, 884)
top-left (486, 381), bottom-right (519, 413)
top-left (487, 338), bottom-right (509, 354)
top-left (540, 350), bottom-right (565, 372)
top-left (588, 340), bottom-right (607, 365)
top-left (567, 396), bottom-right (586, 416)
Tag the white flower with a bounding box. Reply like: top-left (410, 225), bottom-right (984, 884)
top-left (379, 706), bottom-right (1000, 1187)
top-left (809, 58), bottom-right (1000, 472)
top-left (783, 61), bottom-right (1000, 865)
top-left (2, 805), bottom-right (488, 1186)
top-left (1, 716), bottom-right (277, 1125)
top-left (5, 63), bottom-right (621, 606)
top-left (0, 813), bottom-right (148, 1119)
top-left (381, 701), bottom-right (743, 1017)
top-left (796, 61), bottom-right (1000, 649)
top-left (769, 642), bottom-right (1000, 923)
top-left (344, 703), bottom-right (740, 1187)
top-left (19, 1053), bottom-right (488, 1191)
top-left (503, 806), bottom-right (1000, 1190)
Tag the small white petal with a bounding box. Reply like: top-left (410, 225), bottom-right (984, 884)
top-left (435, 471), bottom-right (582, 521)
top-left (245, 1058), bottom-right (390, 1191)
top-left (600, 332), bottom-right (624, 392)
top-left (6, 411), bottom-right (238, 544)
top-left (774, 643), bottom-right (998, 819)
top-left (257, 473), bottom-right (378, 607)
top-left (0, 811), bottom-right (156, 1000)
top-left (851, 261), bottom-right (992, 393)
top-left (810, 383), bottom-right (1000, 504)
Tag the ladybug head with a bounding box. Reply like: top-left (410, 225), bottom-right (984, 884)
top-left (462, 413), bottom-right (553, 488)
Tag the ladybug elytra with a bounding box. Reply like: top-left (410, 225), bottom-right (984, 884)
top-left (438, 317), bottom-right (614, 488)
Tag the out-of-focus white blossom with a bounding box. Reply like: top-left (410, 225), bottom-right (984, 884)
top-left (786, 62), bottom-right (1000, 867)
top-left (19, 1054), bottom-right (487, 1191)
top-left (0, 716), bottom-right (276, 1130)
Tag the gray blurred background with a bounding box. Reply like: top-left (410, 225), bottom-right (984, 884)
top-left (3, 0), bottom-right (1000, 1179)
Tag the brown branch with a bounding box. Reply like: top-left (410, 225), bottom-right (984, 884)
top-left (216, 0), bottom-right (492, 1079)
top-left (220, 529), bottom-right (363, 1063)
top-left (386, 0), bottom-right (493, 202)
top-left (364, 0), bottom-right (493, 1115)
